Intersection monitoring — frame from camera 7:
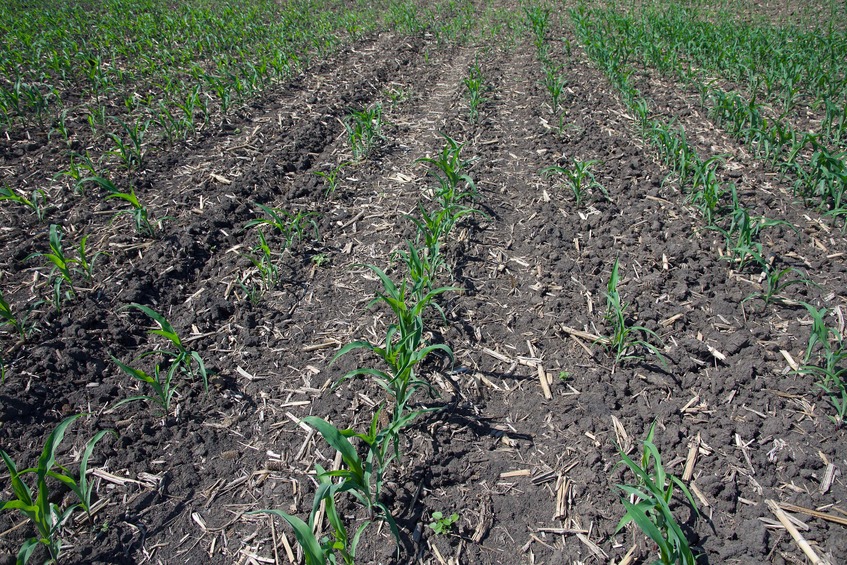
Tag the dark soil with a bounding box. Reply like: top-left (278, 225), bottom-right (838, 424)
top-left (1, 2), bottom-right (845, 564)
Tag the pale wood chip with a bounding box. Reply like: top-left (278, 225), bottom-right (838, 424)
top-left (683, 433), bottom-right (700, 482)
top-left (537, 364), bottom-right (552, 400)
top-left (500, 469), bottom-right (531, 478)
top-left (819, 464), bottom-right (838, 494)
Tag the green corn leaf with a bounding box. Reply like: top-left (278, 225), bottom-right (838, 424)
top-left (620, 497), bottom-right (672, 559)
top-left (303, 416), bottom-right (363, 479)
top-left (16, 537), bottom-right (40, 565)
top-left (127, 303), bottom-right (182, 348)
top-left (248, 510), bottom-right (326, 565)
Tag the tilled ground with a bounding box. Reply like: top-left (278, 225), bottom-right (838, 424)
top-left (1, 3), bottom-right (845, 564)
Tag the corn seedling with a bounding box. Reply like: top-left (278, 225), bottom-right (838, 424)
top-left (687, 156), bottom-right (727, 226)
top-left (105, 118), bottom-right (149, 170)
top-left (797, 304), bottom-right (847, 427)
top-left (249, 416), bottom-right (401, 564)
top-left (238, 229), bottom-right (279, 303)
top-left (83, 175), bottom-right (159, 237)
top-left (543, 159), bottom-right (608, 207)
top-left (523, 5), bottom-right (549, 49)
top-left (344, 104), bottom-right (384, 161)
top-left (308, 415), bottom-right (400, 536)
top-left (244, 202), bottom-right (319, 251)
top-left (333, 265), bottom-right (455, 423)
top-left (713, 205), bottom-right (788, 272)
top-left (0, 290), bottom-right (29, 340)
top-left (543, 63), bottom-right (567, 113)
top-left (74, 234), bottom-right (105, 283)
top-left (0, 184), bottom-right (48, 222)
top-left (615, 421), bottom-right (698, 565)
top-left (603, 259), bottom-right (666, 367)
top-left (313, 161), bottom-right (350, 198)
top-left (250, 468), bottom-right (362, 565)
top-left (112, 303), bottom-right (208, 413)
top-left (111, 358), bottom-right (180, 413)
top-left (743, 264), bottom-right (813, 306)
top-left (26, 224), bottom-right (84, 312)
top-left (417, 134), bottom-right (479, 210)
top-left (395, 239), bottom-right (443, 302)
top-left (464, 60), bottom-right (486, 123)
top-left (0, 414), bottom-right (115, 564)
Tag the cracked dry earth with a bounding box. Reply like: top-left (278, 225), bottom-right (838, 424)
top-left (1, 4), bottom-right (846, 565)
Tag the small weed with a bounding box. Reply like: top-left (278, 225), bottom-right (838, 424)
top-left (428, 511), bottom-right (459, 535)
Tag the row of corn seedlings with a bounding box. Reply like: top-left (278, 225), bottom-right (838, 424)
top-left (249, 133), bottom-right (483, 562)
top-left (0, 298), bottom-right (213, 562)
top-left (0, 5), bottom-right (504, 563)
top-left (524, 6), bottom-right (569, 116)
top-left (584, 3), bottom-right (847, 227)
top-left (571, 3), bottom-right (847, 430)
top-left (629, 2), bottom-right (847, 129)
top-left (2, 0), bottom-right (482, 229)
top-left (508, 6), bottom-right (701, 559)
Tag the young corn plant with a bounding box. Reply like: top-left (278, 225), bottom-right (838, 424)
top-left (523, 5), bottom-right (549, 51)
top-left (687, 156), bottom-right (727, 226)
top-left (244, 203), bottom-right (319, 251)
top-left (0, 290), bottom-right (32, 341)
top-left (743, 264), bottom-right (813, 307)
top-left (543, 63), bottom-right (567, 113)
top-left (713, 205), bottom-right (788, 273)
top-left (798, 304), bottom-right (847, 427)
top-left (238, 229), bottom-right (280, 303)
top-left (333, 265), bottom-right (455, 425)
top-left (417, 134), bottom-right (479, 211)
top-left (26, 225), bottom-right (83, 311)
top-left (394, 239), bottom-right (442, 303)
top-left (603, 259), bottom-right (666, 368)
top-left (84, 175), bottom-right (159, 237)
top-left (250, 413), bottom-right (403, 564)
top-left (0, 184), bottom-right (48, 222)
top-left (464, 60), bottom-right (486, 123)
top-left (105, 118), bottom-right (148, 170)
top-left (0, 414), bottom-right (115, 565)
top-left (344, 104), bottom-right (384, 161)
top-left (615, 421), bottom-right (698, 565)
top-left (313, 161), bottom-right (350, 198)
top-left (543, 159), bottom-right (607, 207)
top-left (111, 303), bottom-right (208, 413)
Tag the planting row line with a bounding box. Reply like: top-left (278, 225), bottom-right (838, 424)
top-left (571, 4), bottom-right (847, 429)
top-left (576, 4), bottom-right (847, 227)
